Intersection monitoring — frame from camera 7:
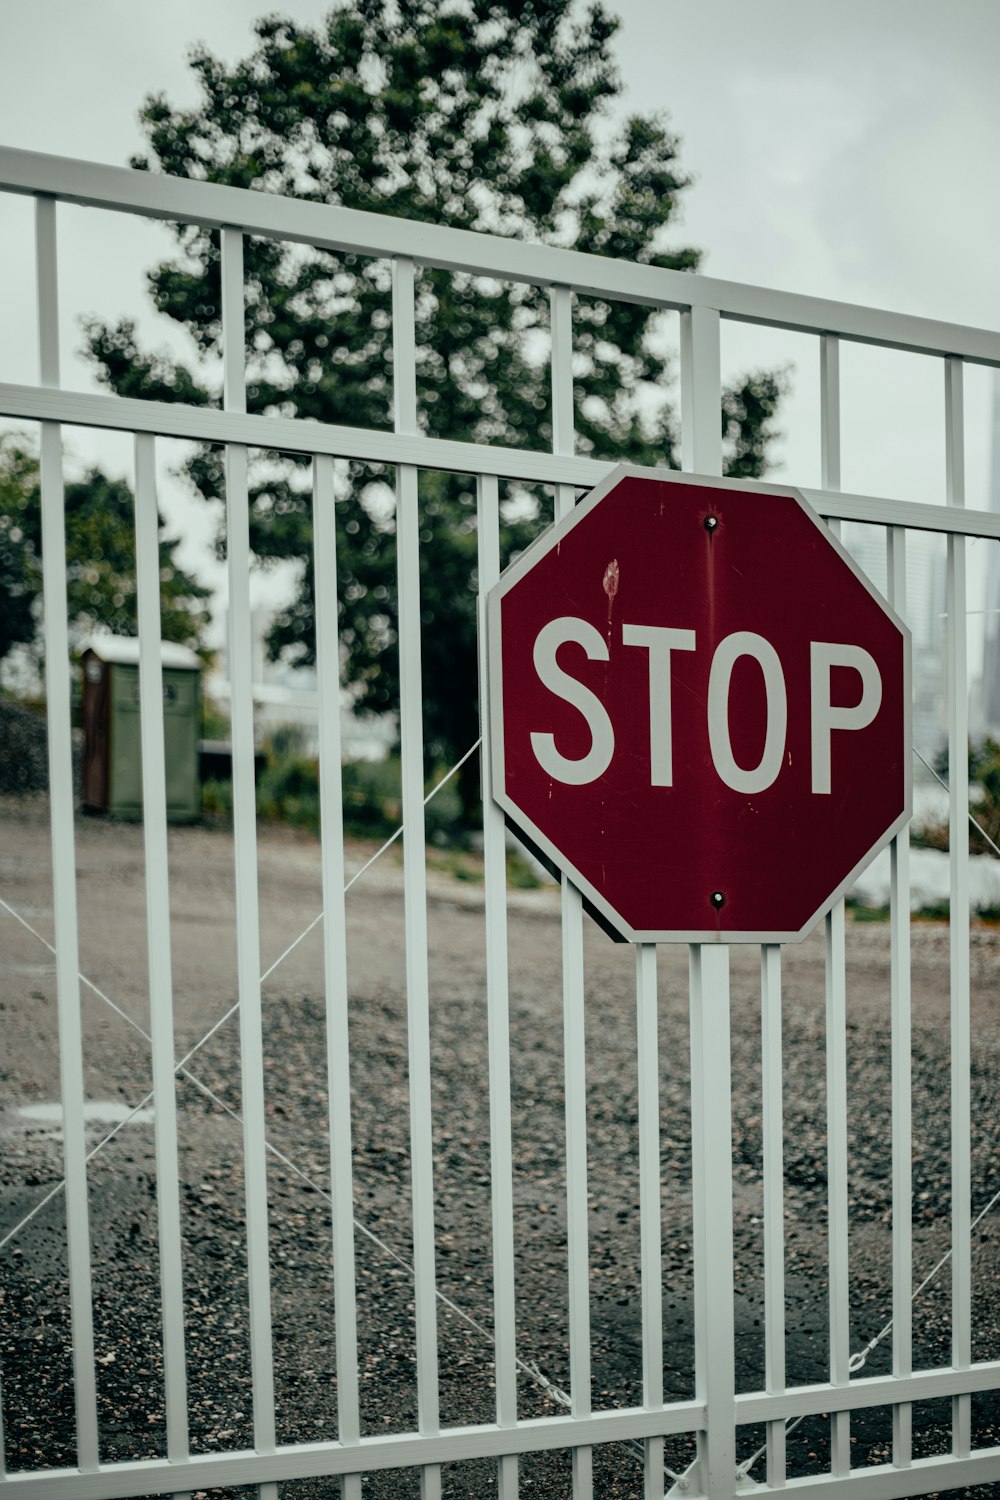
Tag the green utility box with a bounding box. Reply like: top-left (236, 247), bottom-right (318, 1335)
top-left (81, 638), bottom-right (202, 822)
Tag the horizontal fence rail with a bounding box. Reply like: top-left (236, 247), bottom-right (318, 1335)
top-left (3, 382), bottom-right (1000, 541)
top-left (1, 148), bottom-right (998, 1500)
top-left (3, 146), bottom-right (1000, 363)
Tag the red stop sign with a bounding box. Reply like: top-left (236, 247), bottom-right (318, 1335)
top-left (487, 466), bottom-right (910, 943)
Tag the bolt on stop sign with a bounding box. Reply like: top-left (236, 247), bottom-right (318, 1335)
top-left (487, 466), bottom-right (911, 943)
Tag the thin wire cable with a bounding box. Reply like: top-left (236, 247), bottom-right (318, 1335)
top-left (0, 1081), bottom-right (155, 1254)
top-left (7, 738), bottom-right (992, 1267)
top-left (176, 1055), bottom-right (680, 1483)
top-left (914, 747), bottom-right (1000, 860)
top-left (737, 1176), bottom-right (1000, 1480)
top-left (0, 743), bottom-right (484, 1251)
top-left (7, 733), bottom-right (994, 1489)
top-left (1, 768), bottom-right (681, 1477)
top-left (737, 746), bottom-right (1000, 1484)
top-left (257, 736), bottom-right (483, 988)
top-left (846, 1184), bottom-right (1000, 1375)
top-left (0, 907), bottom-right (678, 1478)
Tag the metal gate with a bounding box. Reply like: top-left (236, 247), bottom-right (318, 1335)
top-left (1, 146), bottom-right (998, 1498)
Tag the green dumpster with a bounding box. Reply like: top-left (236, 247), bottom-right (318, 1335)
top-left (81, 638), bottom-right (202, 821)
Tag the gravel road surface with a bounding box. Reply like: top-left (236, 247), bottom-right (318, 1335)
top-left (0, 797), bottom-right (997, 1497)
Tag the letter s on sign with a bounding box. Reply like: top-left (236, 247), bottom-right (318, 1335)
top-left (530, 617), bottom-right (615, 785)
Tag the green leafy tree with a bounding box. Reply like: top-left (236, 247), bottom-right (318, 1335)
top-left (0, 434), bottom-right (210, 668)
top-left (0, 440), bottom-right (38, 667)
top-left (88, 0), bottom-right (784, 817)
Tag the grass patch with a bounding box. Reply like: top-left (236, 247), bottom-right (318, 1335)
top-left (845, 899), bottom-right (889, 923)
top-left (506, 850), bottom-right (543, 890)
top-left (846, 897), bottom-right (1000, 924)
top-left (202, 749), bottom-right (546, 898)
top-left (203, 748), bottom-right (471, 845)
top-left (424, 847), bottom-right (545, 892)
top-left (426, 848), bottom-right (484, 884)
top-left (914, 900), bottom-right (950, 922)
top-left (201, 776), bottom-right (234, 821)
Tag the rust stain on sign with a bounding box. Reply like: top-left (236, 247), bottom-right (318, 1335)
top-left (603, 558), bottom-right (620, 626)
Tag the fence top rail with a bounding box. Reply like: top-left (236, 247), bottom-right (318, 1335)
top-left (3, 144), bottom-right (999, 368)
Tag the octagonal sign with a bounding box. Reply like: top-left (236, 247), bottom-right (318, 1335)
top-left (487, 465), bottom-right (911, 943)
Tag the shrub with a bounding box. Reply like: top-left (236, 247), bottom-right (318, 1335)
top-left (341, 756), bottom-right (402, 838)
top-left (257, 752), bottom-right (321, 834)
top-left (201, 777), bottom-right (233, 820)
top-left (914, 738), bottom-right (1000, 855)
top-left (0, 697), bottom-right (82, 798)
top-left (0, 699), bottom-right (49, 795)
top-left (204, 744), bottom-right (473, 847)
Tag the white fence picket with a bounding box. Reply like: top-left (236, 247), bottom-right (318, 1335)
top-left (313, 452), bottom-right (363, 1497)
top-left (35, 194), bottom-right (100, 1475)
top-left (636, 944), bottom-right (664, 1500)
top-left (476, 470), bottom-right (520, 1500)
top-left (133, 433), bottom-right (190, 1481)
top-left (760, 944), bottom-right (786, 1488)
top-left (392, 255), bottom-right (444, 1500)
top-left (887, 525), bottom-right (914, 1469)
top-left (945, 357), bottom-right (973, 1459)
top-left (221, 227), bottom-right (279, 1499)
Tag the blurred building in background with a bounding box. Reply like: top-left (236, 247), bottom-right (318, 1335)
top-left (212, 606), bottom-right (395, 761)
top-left (843, 524), bottom-right (947, 761)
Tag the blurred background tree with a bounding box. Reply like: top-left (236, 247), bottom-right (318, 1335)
top-left (0, 434), bottom-right (210, 671)
top-left (914, 738), bottom-right (1000, 857)
top-left (87, 0), bottom-right (785, 819)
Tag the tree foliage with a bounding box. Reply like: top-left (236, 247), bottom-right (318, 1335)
top-left (0, 435), bottom-right (210, 667)
top-left (88, 0), bottom-right (784, 811)
top-left (916, 738), bottom-right (1000, 857)
top-left (968, 738), bottom-right (1000, 855)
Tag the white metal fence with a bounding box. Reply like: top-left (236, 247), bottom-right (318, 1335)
top-left (0, 145), bottom-right (999, 1498)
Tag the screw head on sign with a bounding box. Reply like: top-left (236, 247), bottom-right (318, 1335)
top-left (710, 891), bottom-right (726, 909)
top-left (703, 514), bottom-right (719, 532)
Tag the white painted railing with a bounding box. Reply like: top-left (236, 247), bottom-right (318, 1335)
top-left (1, 146), bottom-right (999, 1499)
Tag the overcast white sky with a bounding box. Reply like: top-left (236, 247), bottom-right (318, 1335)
top-left (1, 0), bottom-right (998, 655)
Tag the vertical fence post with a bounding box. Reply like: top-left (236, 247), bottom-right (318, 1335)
top-left (312, 452), bottom-right (363, 1500)
top-left (636, 944), bottom-right (664, 1500)
top-left (820, 335), bottom-right (841, 497)
top-left (562, 876), bottom-right (592, 1498)
top-left (689, 946), bottom-right (736, 1498)
top-left (680, 305), bottom-right (722, 480)
top-left (887, 526), bottom-right (913, 1467)
top-left (221, 226), bottom-right (278, 1500)
top-left (945, 355), bottom-right (972, 1460)
top-left (133, 433), bottom-right (190, 1488)
top-left (761, 944), bottom-right (786, 1488)
top-left (550, 281), bottom-right (593, 1499)
top-left (35, 193), bottom-right (100, 1475)
top-left (680, 303), bottom-right (736, 1499)
top-left (392, 255), bottom-right (442, 1500)
top-left (476, 471), bottom-right (519, 1500)
top-left (820, 333), bottom-right (852, 1477)
top-left (825, 900), bottom-right (851, 1475)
